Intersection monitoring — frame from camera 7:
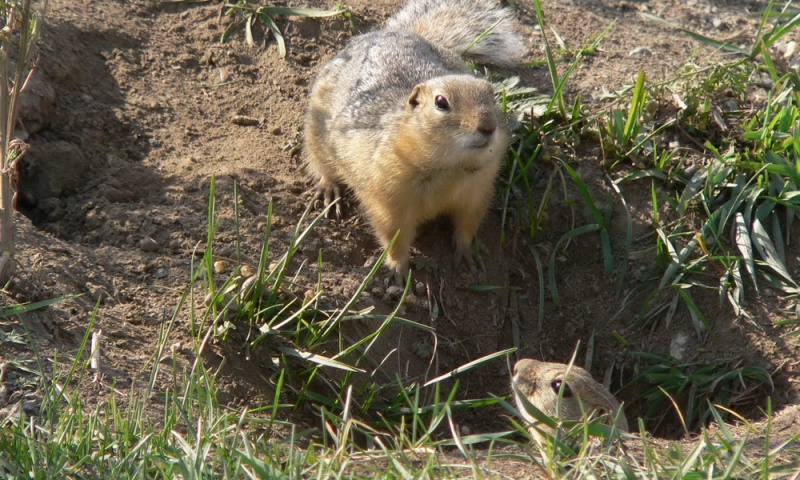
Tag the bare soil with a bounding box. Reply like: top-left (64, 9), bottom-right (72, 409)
top-left (2, 0), bottom-right (799, 461)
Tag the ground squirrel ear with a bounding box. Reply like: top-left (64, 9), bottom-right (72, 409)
top-left (407, 85), bottom-right (423, 110)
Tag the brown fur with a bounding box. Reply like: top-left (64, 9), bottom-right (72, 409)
top-left (355, 78), bottom-right (505, 272)
top-left (304, 9), bottom-right (518, 275)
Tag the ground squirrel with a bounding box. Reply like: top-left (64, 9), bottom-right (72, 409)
top-left (303, 0), bottom-right (525, 277)
top-left (512, 358), bottom-right (629, 443)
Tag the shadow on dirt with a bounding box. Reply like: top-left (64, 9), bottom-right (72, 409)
top-left (14, 19), bottom-right (158, 239)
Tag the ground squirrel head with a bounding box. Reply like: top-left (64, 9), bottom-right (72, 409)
top-left (512, 358), bottom-right (628, 442)
top-left (400, 75), bottom-right (506, 166)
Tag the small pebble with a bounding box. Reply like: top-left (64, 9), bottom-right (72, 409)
top-left (240, 275), bottom-right (258, 297)
top-left (139, 237), bottom-right (159, 252)
top-left (231, 115), bottom-right (260, 126)
top-left (790, 55), bottom-right (800, 73)
top-left (384, 285), bottom-right (404, 301)
top-left (722, 99), bottom-right (739, 111)
top-left (628, 46), bottom-right (652, 56)
top-left (784, 41), bottom-right (797, 59)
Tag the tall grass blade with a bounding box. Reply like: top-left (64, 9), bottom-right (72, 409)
top-left (532, 0), bottom-right (565, 116)
top-left (640, 13), bottom-right (747, 54)
top-left (558, 160), bottom-right (612, 272)
top-left (424, 348), bottom-right (515, 386)
top-left (623, 71), bottom-right (646, 141)
top-left (529, 245), bottom-right (546, 329)
top-left (261, 13), bottom-right (286, 57)
top-left (733, 212), bottom-right (759, 293)
top-left (0, 296), bottom-right (66, 317)
top-left (276, 346), bottom-right (365, 372)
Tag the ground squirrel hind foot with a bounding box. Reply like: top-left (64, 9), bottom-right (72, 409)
top-left (453, 236), bottom-right (487, 277)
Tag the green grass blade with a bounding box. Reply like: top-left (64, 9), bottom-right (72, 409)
top-left (733, 212), bottom-right (759, 294)
top-left (558, 160), bottom-right (612, 272)
top-left (529, 245), bottom-right (546, 329)
top-left (261, 13), bottom-right (286, 57)
top-left (424, 348), bottom-right (516, 386)
top-left (623, 71), bottom-right (646, 141)
top-left (753, 10), bottom-right (800, 57)
top-left (751, 216), bottom-right (796, 285)
top-left (532, 0), bottom-right (565, 116)
top-left (0, 296), bottom-right (66, 317)
top-left (640, 13), bottom-right (748, 54)
top-left (677, 287), bottom-right (709, 336)
top-left (276, 346), bottom-right (365, 372)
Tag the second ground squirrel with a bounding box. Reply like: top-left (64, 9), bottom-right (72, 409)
top-left (304, 0), bottom-right (525, 277)
top-left (512, 358), bottom-right (629, 443)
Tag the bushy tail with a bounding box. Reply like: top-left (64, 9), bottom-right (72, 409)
top-left (385, 0), bottom-right (525, 68)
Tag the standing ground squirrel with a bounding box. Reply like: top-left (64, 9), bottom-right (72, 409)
top-left (512, 358), bottom-right (629, 443)
top-left (303, 0), bottom-right (525, 277)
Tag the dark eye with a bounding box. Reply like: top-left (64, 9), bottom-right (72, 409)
top-left (551, 379), bottom-right (572, 398)
top-left (434, 95), bottom-right (450, 111)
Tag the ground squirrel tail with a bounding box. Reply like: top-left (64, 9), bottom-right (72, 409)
top-left (385, 0), bottom-right (525, 68)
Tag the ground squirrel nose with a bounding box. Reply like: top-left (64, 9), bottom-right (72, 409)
top-left (477, 114), bottom-right (498, 136)
top-left (478, 125), bottom-right (496, 136)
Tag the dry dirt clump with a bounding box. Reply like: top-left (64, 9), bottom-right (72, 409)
top-left (1, 0), bottom-right (798, 457)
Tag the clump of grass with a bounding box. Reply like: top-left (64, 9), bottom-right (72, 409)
top-left (496, 385), bottom-right (798, 478)
top-left (0, 179), bottom-right (522, 478)
top-left (497, 3), bottom-right (622, 317)
top-left (602, 1), bottom-right (800, 328)
top-left (1, 143), bottom-right (798, 477)
top-left (496, 0), bottom-right (798, 448)
top-left (221, 2), bottom-right (346, 57)
top-left (631, 352), bottom-right (774, 436)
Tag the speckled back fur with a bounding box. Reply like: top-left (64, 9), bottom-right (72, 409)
top-left (385, 0), bottom-right (525, 67)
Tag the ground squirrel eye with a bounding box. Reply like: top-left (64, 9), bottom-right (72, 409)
top-left (551, 379), bottom-right (572, 398)
top-left (434, 95), bottom-right (450, 111)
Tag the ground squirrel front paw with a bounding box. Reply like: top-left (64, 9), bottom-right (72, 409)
top-left (453, 236), bottom-right (486, 275)
top-left (311, 176), bottom-right (343, 219)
